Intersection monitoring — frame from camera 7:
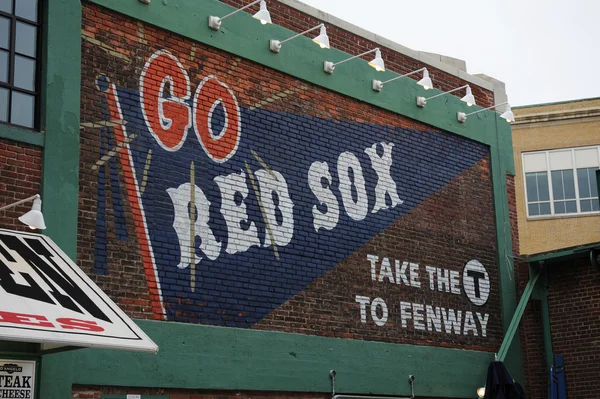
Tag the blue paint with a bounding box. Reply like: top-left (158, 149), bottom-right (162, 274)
top-left (97, 85), bottom-right (489, 326)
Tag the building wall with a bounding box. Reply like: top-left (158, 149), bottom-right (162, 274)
top-left (513, 97), bottom-right (600, 399)
top-left (512, 98), bottom-right (600, 255)
top-left (546, 258), bottom-right (600, 399)
top-left (79, 1), bottom-right (502, 349)
top-left (1, 0), bottom-right (521, 398)
top-left (0, 139), bottom-right (42, 231)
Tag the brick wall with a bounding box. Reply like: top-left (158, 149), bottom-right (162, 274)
top-left (0, 138), bottom-right (42, 231)
top-left (78, 2), bottom-right (502, 351)
top-left (546, 258), bottom-right (600, 398)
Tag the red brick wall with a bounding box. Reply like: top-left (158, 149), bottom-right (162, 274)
top-left (78, 2), bottom-right (501, 351)
top-left (0, 138), bottom-right (42, 231)
top-left (546, 258), bottom-right (600, 398)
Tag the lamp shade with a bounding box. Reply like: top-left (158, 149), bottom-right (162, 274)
top-left (368, 49), bottom-right (385, 72)
top-left (417, 69), bottom-right (433, 90)
top-left (500, 106), bottom-right (515, 123)
top-left (253, 1), bottom-right (272, 25)
top-left (461, 86), bottom-right (476, 107)
top-left (18, 196), bottom-right (46, 230)
top-left (312, 25), bottom-right (330, 49)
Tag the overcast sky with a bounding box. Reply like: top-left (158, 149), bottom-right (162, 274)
top-left (298, 0), bottom-right (600, 106)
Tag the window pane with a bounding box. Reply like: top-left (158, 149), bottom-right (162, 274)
top-left (13, 55), bottom-right (35, 91)
top-left (565, 200), bottom-right (577, 213)
top-left (10, 91), bottom-right (34, 128)
top-left (0, 0), bottom-right (12, 13)
top-left (563, 170), bottom-right (576, 199)
top-left (551, 170), bottom-right (564, 200)
top-left (15, 22), bottom-right (36, 57)
top-left (0, 17), bottom-right (9, 49)
top-left (0, 49), bottom-right (7, 83)
top-left (577, 168), bottom-right (591, 198)
top-left (554, 201), bottom-right (566, 214)
top-left (15, 0), bottom-right (38, 22)
top-left (0, 87), bottom-right (7, 122)
top-left (539, 202), bottom-right (551, 215)
top-left (591, 169), bottom-right (599, 197)
top-left (581, 199), bottom-right (592, 213)
top-left (526, 173), bottom-right (539, 202)
top-left (593, 200), bottom-right (600, 212)
top-left (528, 203), bottom-right (539, 217)
top-left (538, 172), bottom-right (549, 201)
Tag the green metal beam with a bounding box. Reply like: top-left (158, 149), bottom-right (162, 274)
top-left (528, 243), bottom-right (600, 265)
top-left (497, 269), bottom-right (541, 362)
top-left (540, 268), bottom-right (554, 371)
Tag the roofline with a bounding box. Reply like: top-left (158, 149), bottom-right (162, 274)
top-left (279, 0), bottom-right (501, 95)
top-left (513, 96), bottom-right (600, 110)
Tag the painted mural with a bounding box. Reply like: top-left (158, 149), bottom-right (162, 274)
top-left (82, 34), bottom-right (501, 348)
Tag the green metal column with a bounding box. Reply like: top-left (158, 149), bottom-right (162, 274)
top-left (540, 267), bottom-right (554, 371)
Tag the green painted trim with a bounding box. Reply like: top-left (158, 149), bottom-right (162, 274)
top-left (489, 116), bottom-right (521, 382)
top-left (39, 0), bottom-right (81, 260)
top-left (528, 242), bottom-right (600, 264)
top-left (0, 124), bottom-right (45, 146)
top-left (540, 269), bottom-right (554, 372)
top-left (87, 0), bottom-right (509, 150)
top-left (496, 269), bottom-right (540, 362)
top-left (41, 320), bottom-right (495, 399)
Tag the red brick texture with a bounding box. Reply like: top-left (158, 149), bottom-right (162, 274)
top-left (0, 138), bottom-right (42, 231)
top-left (546, 258), bottom-right (600, 398)
top-left (79, 1), bottom-right (502, 350)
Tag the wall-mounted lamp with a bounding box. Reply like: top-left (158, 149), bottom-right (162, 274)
top-left (372, 67), bottom-right (432, 92)
top-left (208, 0), bottom-right (271, 31)
top-left (477, 387), bottom-right (486, 398)
top-left (324, 48), bottom-right (384, 74)
top-left (457, 102), bottom-right (514, 123)
top-left (270, 23), bottom-right (329, 53)
top-left (416, 84), bottom-right (474, 108)
top-left (0, 194), bottom-right (47, 230)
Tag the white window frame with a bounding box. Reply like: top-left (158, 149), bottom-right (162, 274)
top-left (522, 145), bottom-right (600, 219)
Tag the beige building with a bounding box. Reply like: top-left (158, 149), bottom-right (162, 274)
top-left (512, 97), bottom-right (600, 255)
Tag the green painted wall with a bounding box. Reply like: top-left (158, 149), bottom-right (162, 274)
top-left (39, 0), bottom-right (81, 260)
top-left (30, 0), bottom-right (522, 397)
top-left (41, 320), bottom-right (494, 399)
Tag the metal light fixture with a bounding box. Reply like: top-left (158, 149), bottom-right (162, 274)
top-left (416, 84), bottom-right (473, 108)
top-left (0, 194), bottom-right (47, 230)
top-left (208, 0), bottom-right (271, 31)
top-left (253, 0), bottom-right (272, 25)
top-left (270, 23), bottom-right (329, 53)
top-left (457, 102), bottom-right (514, 123)
top-left (461, 86), bottom-right (476, 107)
top-left (324, 47), bottom-right (385, 74)
top-left (477, 387), bottom-right (486, 398)
top-left (372, 67), bottom-right (432, 92)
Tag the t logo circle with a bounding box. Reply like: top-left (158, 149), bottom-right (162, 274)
top-left (462, 259), bottom-right (490, 306)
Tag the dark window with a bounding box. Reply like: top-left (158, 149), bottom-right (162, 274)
top-left (0, 0), bottom-right (40, 129)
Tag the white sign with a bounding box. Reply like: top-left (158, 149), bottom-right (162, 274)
top-left (0, 229), bottom-right (158, 353)
top-left (0, 360), bottom-right (35, 399)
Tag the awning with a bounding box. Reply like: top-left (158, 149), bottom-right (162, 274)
top-left (0, 229), bottom-right (158, 353)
